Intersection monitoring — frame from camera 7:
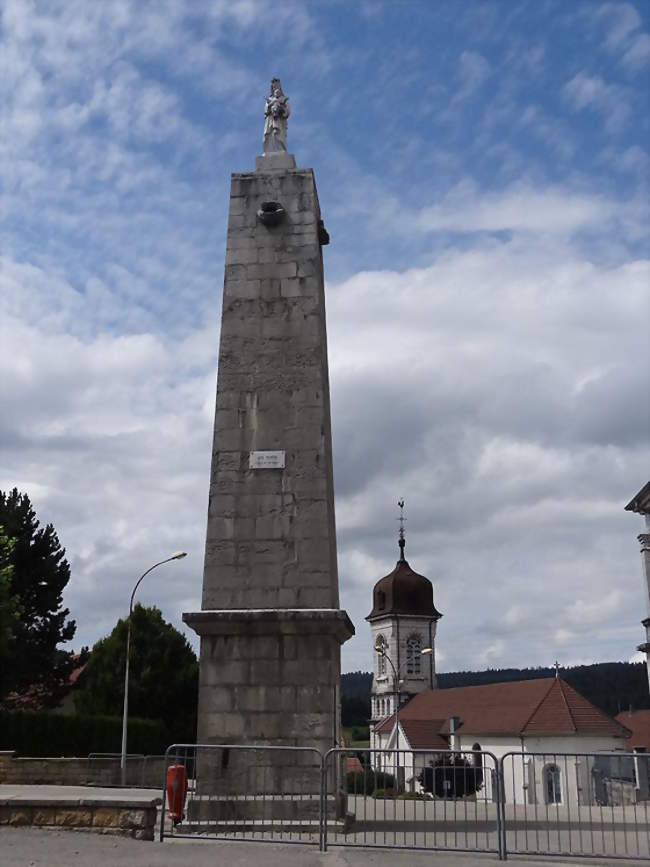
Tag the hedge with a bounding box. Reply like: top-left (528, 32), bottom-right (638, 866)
top-left (346, 770), bottom-right (395, 795)
top-left (0, 710), bottom-right (170, 757)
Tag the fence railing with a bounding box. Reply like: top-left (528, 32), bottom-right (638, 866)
top-left (323, 747), bottom-right (502, 855)
top-left (158, 744), bottom-right (650, 860)
top-left (86, 753), bottom-right (166, 788)
top-left (161, 743), bottom-right (324, 847)
top-left (501, 750), bottom-right (650, 860)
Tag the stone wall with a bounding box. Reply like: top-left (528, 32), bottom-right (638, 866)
top-left (0, 751), bottom-right (165, 788)
top-left (0, 796), bottom-right (157, 840)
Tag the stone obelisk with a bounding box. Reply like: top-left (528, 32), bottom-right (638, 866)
top-left (184, 80), bottom-right (354, 766)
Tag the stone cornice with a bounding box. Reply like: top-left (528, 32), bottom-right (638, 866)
top-left (184, 608), bottom-right (354, 643)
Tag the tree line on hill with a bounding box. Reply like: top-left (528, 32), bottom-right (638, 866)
top-left (341, 662), bottom-right (650, 726)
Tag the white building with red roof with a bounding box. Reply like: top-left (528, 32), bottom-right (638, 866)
top-left (372, 676), bottom-right (630, 804)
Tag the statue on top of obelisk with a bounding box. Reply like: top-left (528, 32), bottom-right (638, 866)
top-left (263, 78), bottom-right (290, 154)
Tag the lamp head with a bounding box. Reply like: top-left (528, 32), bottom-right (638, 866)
top-left (170, 551), bottom-right (188, 560)
top-left (421, 647), bottom-right (433, 656)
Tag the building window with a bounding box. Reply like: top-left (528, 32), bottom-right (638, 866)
top-left (544, 764), bottom-right (562, 804)
top-left (376, 635), bottom-right (387, 677)
top-left (377, 590), bottom-right (386, 610)
top-left (406, 634), bottom-right (422, 674)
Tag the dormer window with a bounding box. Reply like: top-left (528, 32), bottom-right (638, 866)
top-left (377, 590), bottom-right (386, 610)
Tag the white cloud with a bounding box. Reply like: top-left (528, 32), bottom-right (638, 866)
top-left (413, 181), bottom-right (616, 234)
top-left (563, 71), bottom-right (630, 133)
top-left (598, 2), bottom-right (642, 51)
top-left (455, 50), bottom-right (491, 101)
top-left (622, 32), bottom-right (650, 70)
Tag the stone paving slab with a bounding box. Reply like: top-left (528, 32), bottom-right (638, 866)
top-left (0, 784), bottom-right (161, 807)
top-left (0, 827), bottom-right (643, 866)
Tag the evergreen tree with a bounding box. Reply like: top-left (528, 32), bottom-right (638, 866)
top-left (74, 604), bottom-right (198, 743)
top-left (0, 526), bottom-right (21, 660)
top-left (0, 489), bottom-right (76, 705)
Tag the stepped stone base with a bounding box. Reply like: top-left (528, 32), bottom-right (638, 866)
top-left (184, 609), bottom-right (352, 807)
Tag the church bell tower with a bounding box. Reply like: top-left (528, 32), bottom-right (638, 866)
top-left (366, 501), bottom-right (442, 724)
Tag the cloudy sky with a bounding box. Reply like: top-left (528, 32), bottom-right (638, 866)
top-left (1, 0), bottom-right (648, 675)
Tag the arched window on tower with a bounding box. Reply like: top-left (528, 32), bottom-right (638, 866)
top-left (406, 634), bottom-right (422, 675)
top-left (376, 635), bottom-right (387, 677)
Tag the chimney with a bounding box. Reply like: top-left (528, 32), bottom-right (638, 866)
top-left (449, 715), bottom-right (460, 752)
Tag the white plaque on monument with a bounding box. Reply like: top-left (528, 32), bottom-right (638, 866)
top-left (249, 450), bottom-right (285, 469)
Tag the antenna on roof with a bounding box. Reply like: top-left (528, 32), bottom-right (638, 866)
top-left (397, 498), bottom-right (406, 562)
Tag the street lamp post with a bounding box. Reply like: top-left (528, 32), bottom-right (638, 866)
top-left (120, 551), bottom-right (187, 785)
top-left (375, 642), bottom-right (433, 790)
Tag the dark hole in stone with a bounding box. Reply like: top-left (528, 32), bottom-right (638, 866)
top-left (257, 201), bottom-right (286, 226)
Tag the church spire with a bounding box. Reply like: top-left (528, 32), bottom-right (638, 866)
top-left (398, 498), bottom-right (406, 562)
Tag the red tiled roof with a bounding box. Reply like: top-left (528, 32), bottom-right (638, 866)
top-left (375, 714), bottom-right (448, 749)
top-left (374, 715), bottom-right (394, 735)
top-left (346, 756), bottom-right (364, 774)
top-left (615, 710), bottom-right (650, 750)
top-left (397, 678), bottom-right (628, 739)
top-left (340, 730), bottom-right (366, 774)
top-left (400, 719), bottom-right (448, 749)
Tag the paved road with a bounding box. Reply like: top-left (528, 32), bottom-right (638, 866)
top-left (0, 828), bottom-right (643, 867)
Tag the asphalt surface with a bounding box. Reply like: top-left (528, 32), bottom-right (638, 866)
top-left (0, 828), bottom-right (642, 867)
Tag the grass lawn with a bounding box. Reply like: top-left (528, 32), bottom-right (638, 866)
top-left (343, 725), bottom-right (370, 748)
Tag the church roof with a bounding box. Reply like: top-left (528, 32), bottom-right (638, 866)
top-left (375, 715), bottom-right (448, 749)
top-left (390, 678), bottom-right (629, 740)
top-left (615, 709), bottom-right (650, 751)
top-left (366, 558), bottom-right (442, 621)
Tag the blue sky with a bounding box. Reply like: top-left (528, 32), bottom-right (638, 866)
top-left (1, 0), bottom-right (649, 674)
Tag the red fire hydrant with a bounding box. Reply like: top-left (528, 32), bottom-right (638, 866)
top-left (166, 764), bottom-right (188, 825)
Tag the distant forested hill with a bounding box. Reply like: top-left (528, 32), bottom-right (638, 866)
top-left (341, 662), bottom-right (648, 726)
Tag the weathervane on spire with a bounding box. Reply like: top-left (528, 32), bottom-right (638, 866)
top-left (398, 498), bottom-right (406, 562)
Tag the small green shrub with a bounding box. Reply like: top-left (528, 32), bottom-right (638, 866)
top-left (346, 770), bottom-right (395, 795)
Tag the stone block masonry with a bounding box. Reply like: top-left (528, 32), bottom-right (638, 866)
top-left (0, 784), bottom-right (159, 841)
top-left (184, 153), bottom-right (353, 796)
top-left (200, 167), bottom-right (339, 613)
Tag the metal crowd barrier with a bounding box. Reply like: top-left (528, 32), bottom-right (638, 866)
top-left (161, 743), bottom-right (324, 847)
top-left (501, 750), bottom-right (650, 860)
top-left (323, 747), bottom-right (502, 856)
top-left (158, 744), bottom-right (650, 860)
top-left (86, 753), bottom-right (166, 788)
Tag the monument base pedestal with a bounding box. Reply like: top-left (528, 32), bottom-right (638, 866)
top-left (183, 608), bottom-right (353, 749)
top-left (183, 609), bottom-right (353, 815)
top-left (255, 151), bottom-right (296, 171)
